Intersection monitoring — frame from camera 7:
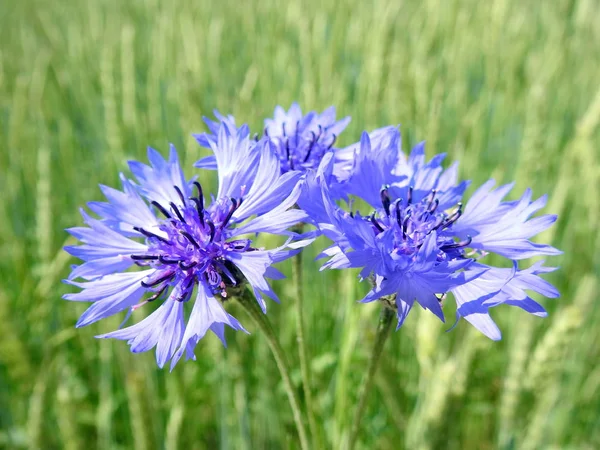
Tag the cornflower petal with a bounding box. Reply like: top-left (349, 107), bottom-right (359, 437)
top-left (453, 182), bottom-right (561, 259)
top-left (171, 281), bottom-right (247, 370)
top-left (231, 146), bottom-right (302, 221)
top-left (210, 123), bottom-right (259, 199)
top-left (337, 130), bottom-right (405, 207)
top-left (65, 210), bottom-right (147, 280)
top-left (88, 175), bottom-right (158, 234)
top-left (231, 183), bottom-right (307, 236)
top-left (333, 125), bottom-right (399, 182)
top-left (193, 110), bottom-right (240, 148)
top-left (98, 295), bottom-right (185, 368)
top-left (226, 250), bottom-right (285, 313)
top-left (129, 145), bottom-right (190, 207)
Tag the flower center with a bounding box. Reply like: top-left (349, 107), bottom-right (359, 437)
top-left (130, 183), bottom-right (252, 305)
top-left (368, 187), bottom-right (472, 261)
top-left (264, 121), bottom-right (337, 173)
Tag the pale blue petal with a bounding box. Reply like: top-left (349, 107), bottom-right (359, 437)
top-left (193, 155), bottom-right (218, 169)
top-left (98, 297), bottom-right (185, 369)
top-left (231, 148), bottom-right (301, 221)
top-left (226, 250), bottom-right (279, 312)
top-left (210, 124), bottom-right (261, 199)
top-left (128, 145), bottom-right (191, 207)
top-left (171, 281), bottom-right (247, 369)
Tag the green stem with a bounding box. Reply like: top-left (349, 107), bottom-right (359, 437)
top-left (292, 249), bottom-right (320, 448)
top-left (236, 290), bottom-right (310, 450)
top-left (347, 306), bottom-right (395, 450)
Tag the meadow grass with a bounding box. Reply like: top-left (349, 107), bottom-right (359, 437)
top-left (1, 0), bottom-right (599, 448)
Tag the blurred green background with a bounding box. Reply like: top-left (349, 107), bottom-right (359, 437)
top-left (1, 0), bottom-right (599, 448)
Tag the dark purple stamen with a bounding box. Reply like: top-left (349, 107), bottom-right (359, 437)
top-left (193, 182), bottom-right (204, 205)
top-left (264, 127), bottom-right (269, 137)
top-left (441, 235), bottom-right (472, 250)
top-left (222, 198), bottom-right (239, 227)
top-left (407, 186), bottom-right (414, 205)
top-left (428, 199), bottom-right (439, 214)
top-left (159, 255), bottom-right (180, 264)
top-left (282, 122), bottom-right (287, 137)
top-left (180, 231), bottom-right (200, 249)
top-left (426, 190), bottom-right (437, 209)
top-left (151, 201), bottom-right (171, 219)
top-left (207, 220), bottom-right (216, 242)
top-left (304, 133), bottom-right (317, 162)
top-left (179, 260), bottom-right (198, 270)
top-left (442, 203), bottom-right (463, 228)
top-left (190, 198), bottom-right (205, 226)
top-left (174, 185), bottom-right (186, 205)
top-left (228, 239), bottom-right (251, 251)
top-left (190, 197), bottom-right (202, 212)
top-left (328, 134), bottom-right (337, 149)
top-left (193, 182), bottom-right (203, 201)
top-left (175, 277), bottom-right (195, 302)
top-left (193, 181), bottom-right (206, 225)
top-left (430, 214), bottom-right (447, 232)
top-left (131, 254), bottom-right (159, 261)
top-left (141, 270), bottom-right (175, 288)
top-left (134, 226), bottom-right (170, 244)
top-left (370, 213), bottom-right (384, 233)
top-left (133, 261), bottom-right (153, 267)
top-left (170, 202), bottom-right (186, 223)
top-left (395, 200), bottom-right (403, 226)
top-left (147, 284), bottom-right (168, 302)
top-left (304, 142), bottom-right (314, 162)
top-left (380, 187), bottom-right (391, 216)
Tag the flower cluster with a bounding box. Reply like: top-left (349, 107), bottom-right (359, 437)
top-left (64, 103), bottom-right (561, 368)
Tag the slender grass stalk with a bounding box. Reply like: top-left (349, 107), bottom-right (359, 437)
top-left (292, 243), bottom-right (320, 448)
top-left (236, 289), bottom-right (310, 450)
top-left (333, 269), bottom-right (361, 446)
top-left (347, 306), bottom-right (395, 450)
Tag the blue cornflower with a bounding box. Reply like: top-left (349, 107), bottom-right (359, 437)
top-left (64, 124), bottom-right (306, 368)
top-left (194, 103), bottom-right (351, 176)
top-left (300, 127), bottom-right (561, 339)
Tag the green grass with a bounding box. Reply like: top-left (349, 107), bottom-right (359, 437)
top-left (1, 0), bottom-right (599, 448)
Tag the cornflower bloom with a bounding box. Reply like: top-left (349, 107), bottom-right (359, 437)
top-left (64, 124), bottom-right (306, 368)
top-left (300, 127), bottom-right (561, 339)
top-left (194, 103), bottom-right (351, 176)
